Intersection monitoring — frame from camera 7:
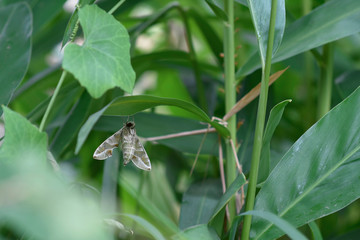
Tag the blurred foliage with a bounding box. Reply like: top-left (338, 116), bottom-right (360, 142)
top-left (0, 0), bottom-right (360, 239)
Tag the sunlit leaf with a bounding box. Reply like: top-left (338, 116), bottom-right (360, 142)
top-left (174, 224), bottom-right (220, 240)
top-left (63, 4), bottom-right (135, 98)
top-left (252, 86), bottom-right (360, 239)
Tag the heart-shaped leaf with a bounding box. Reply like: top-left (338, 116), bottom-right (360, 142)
top-left (63, 4), bottom-right (135, 98)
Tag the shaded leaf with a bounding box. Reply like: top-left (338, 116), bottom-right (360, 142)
top-left (104, 95), bottom-right (230, 137)
top-left (179, 179), bottom-right (222, 229)
top-left (335, 70), bottom-right (360, 99)
top-left (246, 0), bottom-right (286, 65)
top-left (63, 5), bottom-right (135, 98)
top-left (0, 2), bottom-right (32, 116)
top-left (237, 0), bottom-right (360, 77)
top-left (208, 174), bottom-right (246, 222)
top-left (308, 221), bottom-right (323, 240)
top-left (205, 0), bottom-right (228, 21)
top-left (252, 86), bottom-right (360, 239)
top-left (50, 91), bottom-right (92, 157)
top-left (121, 214), bottom-right (166, 240)
top-left (258, 100), bottom-right (291, 184)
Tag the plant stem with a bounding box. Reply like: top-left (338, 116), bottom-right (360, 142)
top-left (317, 43), bottom-right (333, 119)
top-left (241, 0), bottom-right (278, 239)
top-left (224, 0), bottom-right (237, 223)
top-left (39, 71), bottom-right (67, 132)
top-left (108, 0), bottom-right (126, 15)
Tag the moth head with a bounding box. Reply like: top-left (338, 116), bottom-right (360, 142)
top-left (125, 121), bottom-right (135, 129)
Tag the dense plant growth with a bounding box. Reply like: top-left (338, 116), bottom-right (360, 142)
top-left (0, 0), bottom-right (360, 239)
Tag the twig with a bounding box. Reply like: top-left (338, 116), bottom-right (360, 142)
top-left (144, 128), bottom-right (216, 142)
top-left (190, 125), bottom-right (210, 176)
top-left (230, 139), bottom-right (245, 211)
top-left (218, 136), bottom-right (230, 223)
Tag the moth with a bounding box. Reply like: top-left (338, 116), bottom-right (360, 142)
top-left (93, 121), bottom-right (151, 171)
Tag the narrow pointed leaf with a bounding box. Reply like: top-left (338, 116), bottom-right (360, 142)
top-left (258, 100), bottom-right (291, 183)
top-left (121, 214), bottom-right (166, 240)
top-left (237, 0), bottom-right (360, 77)
top-left (63, 5), bottom-right (135, 98)
top-left (0, 2), bottom-right (32, 116)
top-left (246, 0), bottom-right (286, 64)
top-left (209, 174), bottom-right (246, 222)
top-left (252, 86), bottom-right (360, 239)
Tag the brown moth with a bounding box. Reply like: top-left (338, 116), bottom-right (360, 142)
top-left (93, 121), bottom-right (151, 171)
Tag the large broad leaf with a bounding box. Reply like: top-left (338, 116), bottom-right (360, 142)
top-left (0, 107), bottom-right (47, 163)
top-left (0, 2), bottom-right (32, 116)
top-left (0, 0), bottom-right (65, 34)
top-left (179, 179), bottom-right (222, 230)
top-left (251, 86), bottom-right (360, 239)
top-left (63, 4), bottom-right (135, 98)
top-left (246, 0), bottom-right (286, 65)
top-left (237, 0), bottom-right (360, 77)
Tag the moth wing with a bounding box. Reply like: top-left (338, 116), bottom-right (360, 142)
top-left (131, 137), bottom-right (151, 171)
top-left (93, 128), bottom-right (123, 160)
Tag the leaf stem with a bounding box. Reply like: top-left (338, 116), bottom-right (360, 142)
top-left (224, 0), bottom-right (237, 223)
top-left (317, 43), bottom-right (333, 119)
top-left (241, 0), bottom-right (278, 239)
top-left (108, 0), bottom-right (126, 15)
top-left (39, 71), bottom-right (67, 132)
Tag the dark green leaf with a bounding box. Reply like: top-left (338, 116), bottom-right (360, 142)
top-left (50, 91), bottom-right (92, 157)
top-left (335, 70), bottom-right (360, 99)
top-left (63, 5), bottom-right (135, 98)
top-left (205, 0), bottom-right (228, 21)
top-left (0, 2), bottom-right (32, 116)
top-left (237, 0), bottom-right (360, 77)
top-left (258, 100), bottom-right (291, 183)
top-left (208, 174), bottom-right (246, 222)
top-left (104, 95), bottom-right (230, 137)
top-left (0, 0), bottom-right (66, 34)
top-left (0, 107), bottom-right (47, 163)
top-left (179, 179), bottom-right (222, 229)
top-left (246, 0), bottom-right (286, 64)
top-left (252, 86), bottom-right (360, 239)
top-left (230, 210), bottom-right (307, 240)
top-left (93, 114), bottom-right (219, 155)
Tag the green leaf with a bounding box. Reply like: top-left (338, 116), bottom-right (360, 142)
top-left (208, 174), bottom-right (246, 222)
top-left (93, 113), bottom-right (219, 155)
top-left (0, 2), bottom-right (32, 116)
top-left (252, 86), bottom-right (360, 239)
top-left (63, 4), bottom-right (135, 98)
top-left (308, 221), bottom-right (323, 240)
top-left (119, 175), bottom-right (179, 236)
top-left (230, 210), bottom-right (307, 240)
top-left (121, 214), bottom-right (166, 240)
top-left (50, 91), bottom-right (92, 157)
top-left (179, 179), bottom-right (222, 229)
top-left (62, 0), bottom-right (96, 47)
top-left (237, 0), bottom-right (360, 77)
top-left (205, 0), bottom-right (228, 21)
top-left (104, 95), bottom-right (230, 137)
top-left (0, 106), bottom-right (47, 163)
top-left (246, 0), bottom-right (286, 64)
top-left (174, 224), bottom-right (220, 240)
top-left (335, 70), bottom-right (360, 99)
top-left (0, 0), bottom-right (65, 34)
top-left (258, 100), bottom-right (291, 183)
